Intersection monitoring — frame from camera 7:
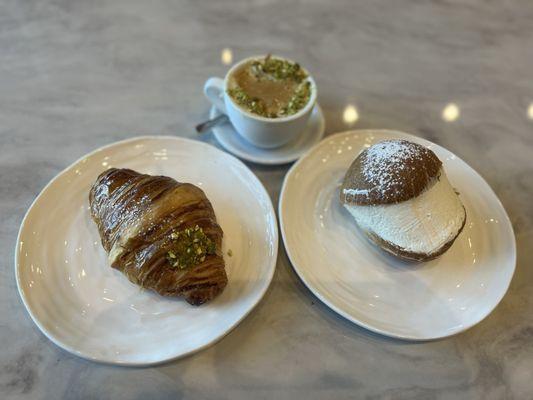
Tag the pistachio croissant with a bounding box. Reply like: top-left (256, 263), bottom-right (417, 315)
top-left (89, 168), bottom-right (227, 305)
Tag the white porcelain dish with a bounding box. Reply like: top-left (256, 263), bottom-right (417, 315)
top-left (279, 130), bottom-right (516, 340)
top-left (210, 104), bottom-right (325, 165)
top-left (16, 136), bottom-right (278, 365)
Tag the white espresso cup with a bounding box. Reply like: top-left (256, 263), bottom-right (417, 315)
top-left (203, 55), bottom-right (317, 149)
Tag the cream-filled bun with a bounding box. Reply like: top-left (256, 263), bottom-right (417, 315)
top-left (340, 139), bottom-right (466, 261)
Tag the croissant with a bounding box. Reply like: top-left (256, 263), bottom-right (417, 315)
top-left (89, 168), bottom-right (227, 305)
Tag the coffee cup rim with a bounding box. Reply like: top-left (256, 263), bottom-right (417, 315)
top-left (223, 54), bottom-right (317, 123)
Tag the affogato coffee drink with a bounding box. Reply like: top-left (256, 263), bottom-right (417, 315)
top-left (227, 55), bottom-right (311, 118)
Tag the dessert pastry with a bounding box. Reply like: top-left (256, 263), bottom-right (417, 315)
top-left (340, 139), bottom-right (466, 261)
top-left (89, 168), bottom-right (227, 305)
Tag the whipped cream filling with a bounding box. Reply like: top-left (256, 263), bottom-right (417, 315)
top-left (344, 170), bottom-right (465, 255)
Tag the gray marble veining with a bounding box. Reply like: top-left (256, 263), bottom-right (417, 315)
top-left (1, 0), bottom-right (532, 399)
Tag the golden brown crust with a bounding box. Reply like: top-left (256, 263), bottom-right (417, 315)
top-left (363, 207), bottom-right (467, 262)
top-left (340, 140), bottom-right (442, 206)
top-left (89, 168), bottom-right (227, 305)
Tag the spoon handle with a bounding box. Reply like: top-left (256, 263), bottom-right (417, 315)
top-left (195, 114), bottom-right (229, 134)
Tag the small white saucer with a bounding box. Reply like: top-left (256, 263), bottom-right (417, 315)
top-left (209, 104), bottom-right (326, 165)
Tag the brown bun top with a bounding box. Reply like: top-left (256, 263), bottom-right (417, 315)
top-left (340, 139), bottom-right (442, 205)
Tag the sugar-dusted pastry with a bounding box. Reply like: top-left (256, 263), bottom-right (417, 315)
top-left (340, 139), bottom-right (466, 261)
top-left (89, 168), bottom-right (227, 305)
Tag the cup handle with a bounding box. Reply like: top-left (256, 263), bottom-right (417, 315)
top-left (203, 77), bottom-right (227, 114)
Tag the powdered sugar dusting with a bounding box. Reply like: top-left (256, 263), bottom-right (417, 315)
top-left (341, 139), bottom-right (441, 205)
top-left (362, 140), bottom-right (420, 193)
top-left (343, 188), bottom-right (369, 196)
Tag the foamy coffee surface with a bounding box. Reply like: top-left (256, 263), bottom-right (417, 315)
top-left (341, 140), bottom-right (442, 205)
top-left (226, 56), bottom-right (311, 118)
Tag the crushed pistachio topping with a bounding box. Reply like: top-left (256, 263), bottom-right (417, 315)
top-left (227, 55), bottom-right (311, 118)
top-left (227, 249), bottom-right (233, 257)
top-left (279, 81), bottom-right (311, 117)
top-left (166, 225), bottom-right (216, 269)
top-left (227, 87), bottom-right (268, 116)
top-left (250, 54), bottom-right (307, 83)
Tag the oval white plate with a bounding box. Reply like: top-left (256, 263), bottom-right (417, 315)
top-left (279, 130), bottom-right (516, 340)
top-left (210, 104), bottom-right (325, 165)
top-left (16, 136), bottom-right (278, 365)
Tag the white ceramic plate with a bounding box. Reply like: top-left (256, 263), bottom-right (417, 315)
top-left (210, 104), bottom-right (325, 165)
top-left (279, 130), bottom-right (516, 340)
top-left (16, 136), bottom-right (278, 365)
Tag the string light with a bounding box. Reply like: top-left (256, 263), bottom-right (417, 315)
top-left (442, 103), bottom-right (460, 122)
top-left (343, 104), bottom-right (359, 125)
top-left (221, 48), bottom-right (233, 65)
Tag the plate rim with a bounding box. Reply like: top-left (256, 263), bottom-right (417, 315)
top-left (210, 103), bottom-right (325, 165)
top-left (15, 135), bottom-right (279, 366)
top-left (278, 129), bottom-right (516, 341)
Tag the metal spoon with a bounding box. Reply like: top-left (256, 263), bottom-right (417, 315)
top-left (195, 114), bottom-right (229, 134)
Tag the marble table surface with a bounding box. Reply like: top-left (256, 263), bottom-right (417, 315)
top-left (1, 1), bottom-right (532, 399)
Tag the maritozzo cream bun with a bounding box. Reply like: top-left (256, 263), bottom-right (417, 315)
top-left (340, 139), bottom-right (466, 262)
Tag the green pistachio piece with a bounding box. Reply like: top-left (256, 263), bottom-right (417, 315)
top-left (165, 226), bottom-right (217, 269)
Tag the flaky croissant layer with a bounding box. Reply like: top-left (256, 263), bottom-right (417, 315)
top-left (89, 168), bottom-right (227, 305)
